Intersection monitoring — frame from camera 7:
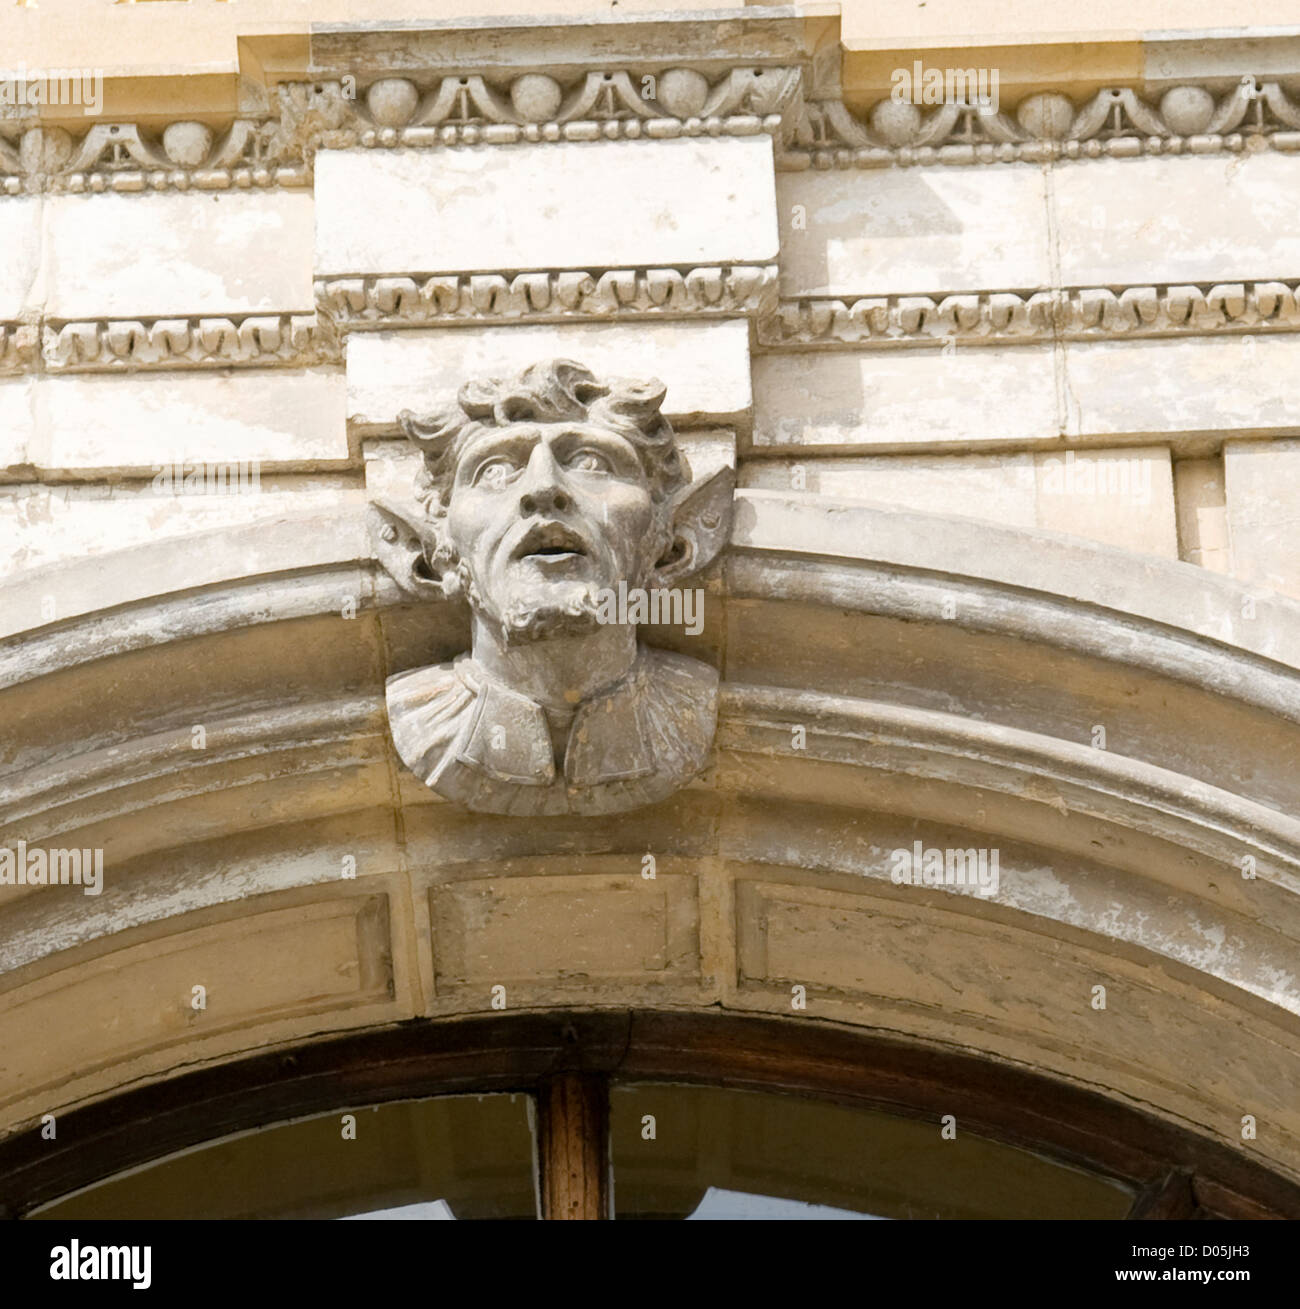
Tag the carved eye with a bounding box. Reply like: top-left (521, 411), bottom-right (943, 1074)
top-left (566, 448), bottom-right (611, 473)
top-left (472, 457), bottom-right (520, 488)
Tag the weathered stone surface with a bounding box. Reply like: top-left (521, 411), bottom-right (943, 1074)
top-left (1034, 446), bottom-right (1177, 559)
top-left (739, 447), bottom-right (1178, 558)
top-left (1174, 456), bottom-right (1231, 574)
top-left (755, 334), bottom-right (1300, 454)
top-left (1059, 335), bottom-right (1300, 443)
top-left (28, 368), bottom-right (348, 475)
top-left (1053, 152), bottom-right (1300, 288)
top-left (348, 321), bottom-right (752, 435)
top-left (0, 198), bottom-right (41, 320)
top-left (1224, 439), bottom-right (1300, 601)
top-left (315, 137), bottom-right (779, 276)
top-left (777, 167), bottom-right (1052, 298)
top-left (43, 191), bottom-right (316, 319)
top-left (752, 346), bottom-right (1058, 450)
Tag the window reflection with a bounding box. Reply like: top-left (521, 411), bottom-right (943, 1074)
top-left (611, 1084), bottom-right (1133, 1219)
top-left (32, 1094), bottom-right (538, 1220)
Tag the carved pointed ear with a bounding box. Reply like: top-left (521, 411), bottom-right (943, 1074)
top-left (651, 464), bottom-right (735, 587)
top-left (368, 498), bottom-right (449, 600)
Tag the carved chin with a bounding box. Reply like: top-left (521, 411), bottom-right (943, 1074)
top-left (501, 602), bottom-right (603, 644)
top-left (470, 580), bottom-right (606, 645)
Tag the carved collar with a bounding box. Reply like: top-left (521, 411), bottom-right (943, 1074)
top-left (385, 645), bottom-right (718, 816)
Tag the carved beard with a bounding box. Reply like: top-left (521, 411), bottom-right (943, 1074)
top-left (499, 585), bottom-right (605, 645)
top-left (459, 563), bottom-right (605, 646)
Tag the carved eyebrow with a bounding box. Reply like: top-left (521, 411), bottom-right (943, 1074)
top-left (549, 428), bottom-right (642, 463)
top-left (455, 429), bottom-right (538, 474)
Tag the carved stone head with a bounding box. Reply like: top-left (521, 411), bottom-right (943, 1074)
top-left (375, 358), bottom-right (731, 633)
top-left (373, 358), bottom-right (733, 817)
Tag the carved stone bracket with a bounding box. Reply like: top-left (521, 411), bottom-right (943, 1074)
top-left (781, 78), bottom-right (1300, 169)
top-left (40, 313), bottom-right (338, 373)
top-left (317, 265), bottom-right (779, 332)
top-left (762, 281), bottom-right (1300, 348)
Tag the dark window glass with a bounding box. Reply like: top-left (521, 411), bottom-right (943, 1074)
top-left (32, 1094), bottom-right (538, 1220)
top-left (611, 1084), bottom-right (1133, 1219)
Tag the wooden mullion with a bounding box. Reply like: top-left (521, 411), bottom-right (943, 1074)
top-left (536, 1071), bottom-right (610, 1220)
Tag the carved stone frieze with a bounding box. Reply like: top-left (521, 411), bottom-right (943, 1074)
top-left (6, 277), bottom-right (1298, 376)
top-left (0, 84), bottom-right (349, 195)
top-left (316, 265), bottom-right (779, 331)
top-left (371, 358), bottom-right (733, 816)
top-left (40, 313), bottom-right (338, 372)
top-left (0, 67), bottom-right (802, 195)
top-left (781, 78), bottom-right (1300, 169)
top-left (7, 72), bottom-right (1300, 192)
top-left (0, 322), bottom-right (39, 375)
top-left (762, 281), bottom-right (1300, 347)
top-left (337, 66), bottom-right (803, 146)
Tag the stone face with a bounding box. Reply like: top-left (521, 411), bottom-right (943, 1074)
top-left (1034, 447), bottom-right (1178, 559)
top-left (347, 320), bottom-right (752, 435)
top-left (44, 191), bottom-right (316, 320)
top-left (314, 137), bottom-right (779, 275)
top-left (1060, 335), bottom-right (1300, 443)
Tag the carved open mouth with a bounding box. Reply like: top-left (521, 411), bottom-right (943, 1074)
top-left (512, 521), bottom-right (590, 562)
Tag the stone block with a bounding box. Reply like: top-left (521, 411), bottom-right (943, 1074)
top-left (1174, 456), bottom-right (1231, 573)
top-left (43, 190), bottom-right (316, 320)
top-left (429, 871), bottom-right (698, 996)
top-left (777, 166), bottom-right (1052, 298)
top-left (1060, 335), bottom-right (1300, 443)
top-left (347, 320), bottom-right (752, 435)
top-left (1052, 151), bottom-right (1300, 288)
top-left (1224, 439), bottom-right (1300, 601)
top-left (0, 891), bottom-right (396, 1116)
top-left (30, 368), bottom-right (349, 475)
top-left (739, 447), bottom-right (1176, 557)
top-left (739, 452), bottom-right (1038, 527)
top-left (0, 482), bottom-right (365, 577)
top-left (0, 197), bottom-right (42, 320)
top-left (0, 376), bottom-right (35, 469)
top-left (752, 345), bottom-right (1057, 451)
top-left (1034, 446), bottom-right (1178, 558)
top-left (315, 136), bottom-right (779, 275)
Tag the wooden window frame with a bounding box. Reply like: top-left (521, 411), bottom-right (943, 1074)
top-left (3, 1010), bottom-right (1296, 1220)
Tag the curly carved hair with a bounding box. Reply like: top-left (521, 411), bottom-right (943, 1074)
top-left (398, 359), bottom-right (691, 521)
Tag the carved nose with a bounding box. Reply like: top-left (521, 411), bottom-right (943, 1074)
top-left (518, 444), bottom-right (571, 515)
top-left (520, 486), bottom-right (571, 514)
